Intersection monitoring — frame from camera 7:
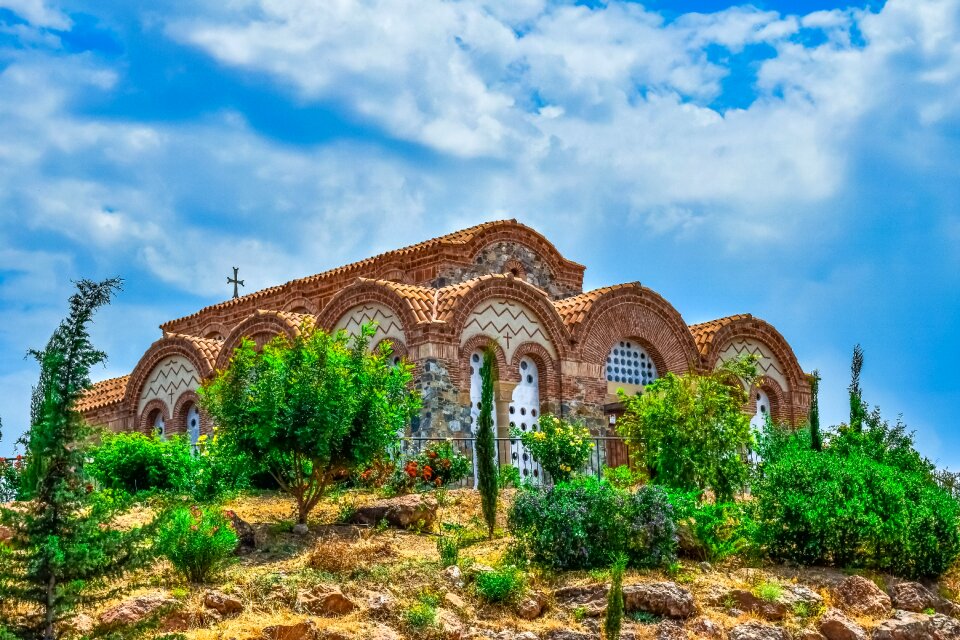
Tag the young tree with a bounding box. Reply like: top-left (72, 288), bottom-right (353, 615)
top-left (848, 344), bottom-right (866, 432)
top-left (616, 356), bottom-right (758, 502)
top-left (475, 348), bottom-right (498, 538)
top-left (200, 322), bottom-right (419, 525)
top-left (809, 370), bottom-right (823, 451)
top-left (0, 278), bottom-right (154, 640)
top-left (604, 553), bottom-right (627, 640)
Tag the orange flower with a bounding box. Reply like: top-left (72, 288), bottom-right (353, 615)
top-left (434, 477), bottom-right (442, 487)
top-left (405, 461), bottom-right (418, 478)
top-left (422, 465), bottom-right (433, 480)
top-left (427, 451), bottom-right (438, 459)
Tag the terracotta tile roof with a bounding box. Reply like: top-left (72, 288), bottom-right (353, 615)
top-left (553, 283), bottom-right (640, 327)
top-left (433, 273), bottom-right (550, 321)
top-left (76, 375), bottom-right (129, 412)
top-left (688, 314), bottom-right (753, 356)
top-left (360, 279), bottom-right (438, 323)
top-left (161, 220), bottom-right (525, 331)
top-left (167, 333), bottom-right (223, 370)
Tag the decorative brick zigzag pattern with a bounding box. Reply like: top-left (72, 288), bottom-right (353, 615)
top-left (719, 339), bottom-right (786, 388)
top-left (336, 304), bottom-right (406, 341)
top-left (139, 356), bottom-right (200, 413)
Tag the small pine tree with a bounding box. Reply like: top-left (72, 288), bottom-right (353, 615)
top-left (848, 344), bottom-right (866, 432)
top-left (475, 348), bottom-right (499, 538)
top-left (0, 278), bottom-right (154, 640)
top-left (809, 370), bottom-right (822, 451)
top-left (604, 553), bottom-right (627, 640)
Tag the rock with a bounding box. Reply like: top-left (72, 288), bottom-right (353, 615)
top-left (781, 585), bottom-right (824, 612)
top-left (225, 509), bottom-right (257, 552)
top-left (99, 592), bottom-right (179, 628)
top-left (514, 633), bottom-right (540, 640)
top-left (716, 590), bottom-right (787, 621)
top-left (816, 609), bottom-right (866, 640)
top-left (293, 523), bottom-right (310, 536)
top-left (297, 587), bottom-right (357, 616)
top-left (794, 630), bottom-right (826, 640)
top-left (160, 609), bottom-right (214, 633)
top-left (517, 592), bottom-right (547, 620)
top-left (554, 584), bottom-right (608, 607)
top-left (623, 582), bottom-right (697, 619)
top-left (657, 619), bottom-right (689, 640)
top-left (727, 621), bottom-right (790, 640)
top-left (368, 623), bottom-right (401, 640)
top-left (871, 610), bottom-right (960, 640)
top-left (689, 616), bottom-right (725, 639)
top-left (886, 582), bottom-right (960, 617)
top-left (347, 494), bottom-right (438, 530)
top-left (203, 589), bottom-right (244, 615)
top-left (321, 630), bottom-right (352, 640)
top-left (61, 613), bottom-right (95, 636)
top-left (364, 590), bottom-right (396, 618)
top-left (544, 632), bottom-right (595, 640)
top-left (445, 591), bottom-right (467, 611)
top-left (832, 576), bottom-right (891, 618)
top-left (438, 608), bottom-right (464, 640)
top-left (262, 620), bottom-right (319, 640)
top-left (699, 562), bottom-right (714, 573)
top-left (444, 564), bottom-right (465, 587)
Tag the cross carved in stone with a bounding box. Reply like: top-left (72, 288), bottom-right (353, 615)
top-left (227, 266), bottom-right (245, 299)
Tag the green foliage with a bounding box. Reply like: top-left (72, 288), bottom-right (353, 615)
top-left (475, 349), bottom-right (499, 538)
top-left (0, 278), bottom-right (156, 640)
top-left (155, 504), bottom-right (238, 583)
top-left (615, 356), bottom-right (758, 501)
top-left (809, 370), bottom-right (823, 451)
top-left (604, 554), bottom-right (627, 640)
top-left (497, 464), bottom-right (522, 489)
top-left (436, 524), bottom-right (461, 567)
top-left (753, 420), bottom-right (960, 578)
top-left (508, 476), bottom-right (677, 570)
top-left (667, 490), bottom-right (755, 562)
top-left (602, 464), bottom-right (646, 490)
top-left (753, 581), bottom-right (783, 603)
top-left (200, 322), bottom-right (420, 524)
top-left (403, 593), bottom-right (439, 632)
top-left (513, 414), bottom-right (594, 483)
top-left (391, 440), bottom-right (473, 493)
top-left (0, 456), bottom-right (23, 503)
top-left (473, 565), bottom-right (526, 604)
top-left (849, 344), bottom-right (866, 433)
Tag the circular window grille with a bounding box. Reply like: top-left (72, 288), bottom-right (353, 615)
top-left (605, 340), bottom-right (657, 385)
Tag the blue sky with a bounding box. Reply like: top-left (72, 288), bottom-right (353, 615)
top-left (0, 0), bottom-right (957, 469)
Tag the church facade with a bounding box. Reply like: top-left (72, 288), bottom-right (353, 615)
top-left (78, 220), bottom-right (812, 457)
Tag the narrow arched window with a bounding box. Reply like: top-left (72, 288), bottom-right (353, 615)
top-left (750, 389), bottom-right (771, 431)
top-left (605, 340), bottom-right (657, 385)
top-left (509, 357), bottom-right (541, 480)
top-left (186, 404), bottom-right (201, 445)
top-left (468, 350), bottom-right (497, 434)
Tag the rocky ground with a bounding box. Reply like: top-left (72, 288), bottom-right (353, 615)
top-left (38, 489), bottom-right (960, 640)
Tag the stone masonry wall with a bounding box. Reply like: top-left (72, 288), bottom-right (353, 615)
top-left (414, 358), bottom-right (471, 437)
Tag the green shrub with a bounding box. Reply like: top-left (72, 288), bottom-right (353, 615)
top-left (667, 490), bottom-right (755, 561)
top-left (403, 594), bottom-right (438, 631)
top-left (604, 554), bottom-right (627, 640)
top-left (0, 457), bottom-right (23, 502)
top-left (156, 505), bottom-right (238, 583)
top-left (436, 525), bottom-right (461, 568)
top-left (753, 581), bottom-right (783, 603)
top-left (754, 424), bottom-right (960, 578)
top-left (512, 414), bottom-right (595, 483)
top-left (508, 476), bottom-right (677, 570)
top-left (390, 440), bottom-right (473, 494)
top-left (498, 464), bottom-right (522, 489)
top-left (474, 565), bottom-right (526, 604)
top-left (602, 464), bottom-right (646, 490)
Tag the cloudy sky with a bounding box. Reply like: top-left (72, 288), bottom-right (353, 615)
top-left (0, 0), bottom-right (957, 467)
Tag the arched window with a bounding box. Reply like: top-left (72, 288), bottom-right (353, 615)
top-left (468, 351), bottom-right (497, 435)
top-left (186, 404), bottom-right (201, 446)
top-left (605, 340), bottom-right (657, 385)
top-left (750, 389), bottom-right (771, 431)
top-left (509, 357), bottom-right (541, 481)
top-left (149, 409), bottom-right (165, 439)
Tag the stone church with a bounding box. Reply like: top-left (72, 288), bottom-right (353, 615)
top-left (78, 220), bottom-right (811, 463)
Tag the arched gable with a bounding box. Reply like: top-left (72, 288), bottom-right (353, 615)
top-left (570, 284), bottom-right (700, 376)
top-left (458, 222), bottom-right (584, 288)
top-left (124, 335), bottom-right (215, 427)
top-left (214, 310), bottom-right (308, 370)
top-left (316, 278), bottom-right (423, 342)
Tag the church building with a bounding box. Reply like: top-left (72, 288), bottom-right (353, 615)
top-left (78, 220), bottom-right (811, 465)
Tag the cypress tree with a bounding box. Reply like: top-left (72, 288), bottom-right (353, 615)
top-left (604, 553), bottom-right (627, 640)
top-left (476, 348), bottom-right (499, 538)
top-left (809, 370), bottom-right (822, 451)
top-left (848, 344), bottom-right (866, 433)
top-left (0, 278), bottom-right (154, 640)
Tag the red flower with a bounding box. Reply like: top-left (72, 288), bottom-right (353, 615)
top-left (422, 465), bottom-right (433, 480)
top-left (427, 451), bottom-right (438, 459)
top-left (405, 461), bottom-right (418, 479)
top-left (434, 477), bottom-right (442, 487)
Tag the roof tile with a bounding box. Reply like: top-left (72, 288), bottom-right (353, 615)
top-left (76, 375), bottom-right (129, 413)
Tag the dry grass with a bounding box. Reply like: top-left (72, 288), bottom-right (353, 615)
top-left (306, 537), bottom-right (395, 574)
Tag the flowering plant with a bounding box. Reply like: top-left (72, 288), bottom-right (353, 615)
top-left (390, 440), bottom-right (472, 493)
top-left (512, 414), bottom-right (594, 483)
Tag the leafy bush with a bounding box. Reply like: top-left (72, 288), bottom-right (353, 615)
top-left (156, 505), bottom-right (238, 583)
top-left (616, 356), bottom-right (758, 501)
top-left (403, 593), bottom-right (439, 632)
top-left (390, 440), bottom-right (472, 493)
top-left (497, 464), bottom-right (522, 489)
top-left (513, 414), bottom-right (594, 483)
top-left (753, 424), bottom-right (960, 578)
top-left (508, 477), bottom-right (677, 570)
top-left (0, 456), bottom-right (23, 502)
top-left (667, 490), bottom-right (755, 561)
top-left (603, 464), bottom-right (646, 490)
top-left (474, 565), bottom-right (526, 603)
top-left (436, 525), bottom-right (461, 568)
top-left (605, 554), bottom-right (627, 640)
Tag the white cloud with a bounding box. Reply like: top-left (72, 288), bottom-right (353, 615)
top-left (0, 0), bottom-right (71, 29)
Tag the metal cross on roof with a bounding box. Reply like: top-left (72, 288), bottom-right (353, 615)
top-left (227, 266), bottom-right (244, 299)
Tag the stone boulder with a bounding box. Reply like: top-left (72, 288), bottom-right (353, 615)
top-left (348, 494), bottom-right (437, 529)
top-left (297, 587), bottom-right (357, 616)
top-left (544, 632), bottom-right (595, 640)
top-left (657, 619), bottom-right (689, 640)
top-left (623, 582), bottom-right (696, 618)
top-left (688, 616), bottom-right (725, 639)
top-left (368, 624), bottom-right (401, 640)
top-left (717, 590), bottom-right (787, 621)
top-left (203, 589), bottom-right (244, 616)
top-left (727, 621), bottom-right (789, 640)
top-left (887, 582), bottom-right (960, 617)
top-left (99, 592), bottom-right (178, 628)
top-left (554, 584), bottom-right (608, 607)
top-left (816, 609), bottom-right (866, 640)
top-left (832, 576), bottom-right (890, 618)
top-left (871, 610), bottom-right (960, 640)
top-left (795, 630), bottom-right (826, 640)
top-left (517, 592), bottom-right (547, 620)
top-left (364, 590), bottom-right (396, 618)
top-left (262, 620), bottom-right (319, 640)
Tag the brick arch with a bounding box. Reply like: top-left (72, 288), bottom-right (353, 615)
top-left (315, 280), bottom-right (419, 338)
top-left (575, 285), bottom-right (700, 375)
top-left (124, 336), bottom-right (215, 417)
top-left (374, 337), bottom-right (408, 362)
top-left (701, 316), bottom-right (810, 424)
top-left (171, 390), bottom-right (212, 437)
top-left (458, 334), bottom-right (510, 389)
top-left (138, 398), bottom-right (169, 435)
top-left (446, 276), bottom-right (571, 362)
top-left (282, 297), bottom-right (317, 314)
top-left (510, 341), bottom-right (560, 402)
top-left (503, 259), bottom-right (526, 279)
top-left (215, 311), bottom-right (302, 370)
top-left (752, 377), bottom-right (787, 425)
top-left (201, 322), bottom-right (230, 341)
top-left (461, 223), bottom-right (583, 288)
